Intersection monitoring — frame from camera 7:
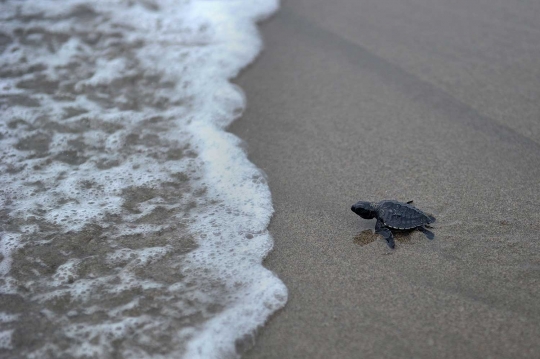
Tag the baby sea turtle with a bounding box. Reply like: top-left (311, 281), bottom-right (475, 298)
top-left (351, 200), bottom-right (435, 249)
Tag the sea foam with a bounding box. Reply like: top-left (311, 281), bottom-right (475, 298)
top-left (0, 0), bottom-right (286, 358)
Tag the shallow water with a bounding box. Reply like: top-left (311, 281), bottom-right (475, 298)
top-left (0, 1), bottom-right (286, 358)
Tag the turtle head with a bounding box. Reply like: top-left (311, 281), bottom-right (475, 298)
top-left (351, 201), bottom-right (376, 219)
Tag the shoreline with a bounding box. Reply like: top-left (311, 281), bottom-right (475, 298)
top-left (231, 0), bottom-right (540, 358)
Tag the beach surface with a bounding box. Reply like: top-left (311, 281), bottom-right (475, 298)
top-left (230, 0), bottom-right (540, 358)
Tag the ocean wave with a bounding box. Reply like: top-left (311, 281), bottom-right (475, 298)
top-left (0, 0), bottom-right (286, 358)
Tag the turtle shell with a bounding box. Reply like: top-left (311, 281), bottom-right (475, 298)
top-left (376, 200), bottom-right (434, 230)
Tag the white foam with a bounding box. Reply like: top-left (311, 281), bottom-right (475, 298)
top-left (0, 0), bottom-right (286, 358)
top-left (0, 330), bottom-right (14, 350)
top-left (0, 313), bottom-right (19, 323)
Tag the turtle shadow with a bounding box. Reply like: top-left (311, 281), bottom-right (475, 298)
top-left (353, 229), bottom-right (422, 247)
top-left (353, 230), bottom-right (378, 246)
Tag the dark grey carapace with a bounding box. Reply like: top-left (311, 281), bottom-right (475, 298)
top-left (351, 200), bottom-right (435, 249)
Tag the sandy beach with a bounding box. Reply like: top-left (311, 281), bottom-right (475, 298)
top-left (230, 0), bottom-right (540, 358)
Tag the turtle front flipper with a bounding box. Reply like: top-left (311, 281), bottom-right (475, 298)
top-left (375, 219), bottom-right (395, 249)
top-left (418, 226), bottom-right (435, 240)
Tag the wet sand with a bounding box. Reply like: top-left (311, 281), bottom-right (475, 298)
top-left (230, 0), bottom-right (540, 358)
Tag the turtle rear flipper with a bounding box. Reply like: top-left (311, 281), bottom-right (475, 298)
top-left (418, 226), bottom-right (435, 240)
